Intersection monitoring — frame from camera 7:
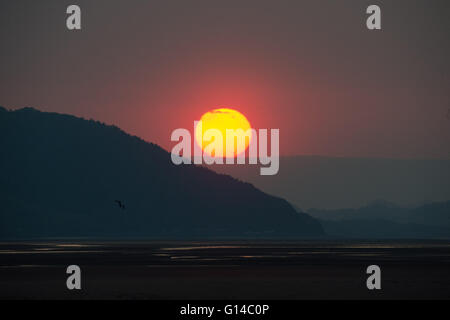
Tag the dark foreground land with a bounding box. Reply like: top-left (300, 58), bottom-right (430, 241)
top-left (0, 240), bottom-right (449, 299)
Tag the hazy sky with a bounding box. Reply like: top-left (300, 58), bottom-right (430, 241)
top-left (1, 0), bottom-right (449, 158)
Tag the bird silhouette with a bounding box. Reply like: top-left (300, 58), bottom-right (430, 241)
top-left (114, 200), bottom-right (125, 210)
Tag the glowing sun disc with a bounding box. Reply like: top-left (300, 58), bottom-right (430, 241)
top-left (195, 108), bottom-right (252, 158)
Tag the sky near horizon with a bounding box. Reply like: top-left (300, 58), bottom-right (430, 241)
top-left (0, 0), bottom-right (449, 158)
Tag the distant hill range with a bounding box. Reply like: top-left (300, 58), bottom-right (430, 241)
top-left (210, 156), bottom-right (450, 210)
top-left (209, 146), bottom-right (450, 239)
top-left (0, 106), bottom-right (323, 239)
top-left (307, 200), bottom-right (450, 239)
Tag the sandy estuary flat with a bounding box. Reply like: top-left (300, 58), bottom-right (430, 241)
top-left (0, 240), bottom-right (449, 299)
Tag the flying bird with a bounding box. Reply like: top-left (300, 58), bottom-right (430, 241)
top-left (115, 200), bottom-right (125, 210)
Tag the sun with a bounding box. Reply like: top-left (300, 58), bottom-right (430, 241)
top-left (195, 108), bottom-right (252, 158)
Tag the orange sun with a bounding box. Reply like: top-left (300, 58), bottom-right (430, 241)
top-left (195, 108), bottom-right (252, 158)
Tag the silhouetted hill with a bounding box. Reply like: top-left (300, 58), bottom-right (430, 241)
top-left (0, 106), bottom-right (323, 239)
top-left (308, 200), bottom-right (409, 222)
top-left (408, 201), bottom-right (450, 227)
top-left (308, 200), bottom-right (450, 239)
top-left (319, 218), bottom-right (450, 239)
top-left (210, 156), bottom-right (450, 210)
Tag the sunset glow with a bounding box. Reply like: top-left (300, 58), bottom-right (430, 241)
top-left (195, 108), bottom-right (252, 158)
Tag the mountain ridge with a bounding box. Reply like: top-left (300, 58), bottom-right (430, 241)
top-left (210, 155), bottom-right (450, 210)
top-left (308, 200), bottom-right (450, 239)
top-left (0, 106), bottom-right (323, 239)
